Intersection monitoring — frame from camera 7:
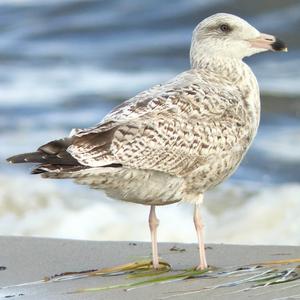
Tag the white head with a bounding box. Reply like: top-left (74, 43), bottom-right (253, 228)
top-left (191, 13), bottom-right (287, 65)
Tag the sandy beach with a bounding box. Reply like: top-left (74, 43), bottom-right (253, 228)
top-left (0, 236), bottom-right (300, 299)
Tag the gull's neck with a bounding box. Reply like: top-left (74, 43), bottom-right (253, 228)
top-left (191, 53), bottom-right (260, 131)
top-left (190, 54), bottom-right (249, 83)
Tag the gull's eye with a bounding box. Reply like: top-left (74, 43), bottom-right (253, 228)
top-left (220, 24), bottom-right (231, 33)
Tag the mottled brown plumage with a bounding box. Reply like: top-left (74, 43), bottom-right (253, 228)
top-left (7, 13), bottom-right (287, 270)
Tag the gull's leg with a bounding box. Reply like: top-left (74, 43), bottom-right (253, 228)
top-left (149, 205), bottom-right (160, 269)
top-left (193, 203), bottom-right (208, 270)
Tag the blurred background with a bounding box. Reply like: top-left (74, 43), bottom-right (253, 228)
top-left (0, 0), bottom-right (299, 245)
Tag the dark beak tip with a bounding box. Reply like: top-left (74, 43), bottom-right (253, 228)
top-left (271, 39), bottom-right (288, 52)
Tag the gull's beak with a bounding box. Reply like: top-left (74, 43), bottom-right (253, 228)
top-left (248, 33), bottom-right (288, 52)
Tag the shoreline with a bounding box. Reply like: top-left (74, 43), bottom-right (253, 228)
top-left (0, 236), bottom-right (300, 299)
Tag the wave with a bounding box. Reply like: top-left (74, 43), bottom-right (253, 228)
top-left (0, 61), bottom-right (299, 111)
top-left (0, 66), bottom-right (173, 106)
top-left (253, 57), bottom-right (300, 96)
top-left (0, 174), bottom-right (299, 245)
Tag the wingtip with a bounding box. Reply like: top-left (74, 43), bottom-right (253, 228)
top-left (5, 152), bottom-right (42, 164)
top-left (6, 157), bottom-right (14, 164)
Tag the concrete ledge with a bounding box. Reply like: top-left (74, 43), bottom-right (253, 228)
top-left (0, 236), bottom-right (299, 299)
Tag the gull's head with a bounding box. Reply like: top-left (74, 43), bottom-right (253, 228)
top-left (191, 13), bottom-right (287, 63)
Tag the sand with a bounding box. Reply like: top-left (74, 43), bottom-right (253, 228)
top-left (0, 236), bottom-right (300, 299)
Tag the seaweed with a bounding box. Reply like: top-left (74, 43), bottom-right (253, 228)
top-left (1, 256), bottom-right (300, 299)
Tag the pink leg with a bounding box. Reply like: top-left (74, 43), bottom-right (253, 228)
top-left (193, 204), bottom-right (208, 270)
top-left (149, 205), bottom-right (160, 269)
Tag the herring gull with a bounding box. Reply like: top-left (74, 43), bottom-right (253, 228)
top-left (7, 13), bottom-right (287, 270)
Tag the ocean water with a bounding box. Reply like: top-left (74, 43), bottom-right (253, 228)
top-left (0, 0), bottom-right (299, 245)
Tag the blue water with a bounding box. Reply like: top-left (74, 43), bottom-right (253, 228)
top-left (0, 0), bottom-right (299, 244)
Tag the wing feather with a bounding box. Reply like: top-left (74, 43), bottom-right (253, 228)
top-left (67, 70), bottom-right (246, 176)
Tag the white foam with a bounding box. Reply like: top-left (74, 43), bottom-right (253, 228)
top-left (205, 184), bottom-right (300, 245)
top-left (0, 175), bottom-right (299, 245)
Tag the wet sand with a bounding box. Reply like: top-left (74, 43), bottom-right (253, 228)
top-left (0, 236), bottom-right (300, 299)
